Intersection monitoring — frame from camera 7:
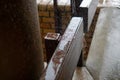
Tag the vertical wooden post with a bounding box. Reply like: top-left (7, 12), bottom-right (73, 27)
top-left (0, 0), bottom-right (44, 80)
top-left (54, 0), bottom-right (62, 34)
top-left (44, 33), bottom-right (60, 63)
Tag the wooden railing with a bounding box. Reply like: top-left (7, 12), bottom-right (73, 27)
top-left (41, 17), bottom-right (83, 80)
top-left (54, 0), bottom-right (62, 34)
top-left (41, 0), bottom-right (98, 79)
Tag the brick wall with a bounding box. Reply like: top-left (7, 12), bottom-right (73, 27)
top-left (37, 0), bottom-right (103, 61)
top-left (37, 0), bottom-right (71, 56)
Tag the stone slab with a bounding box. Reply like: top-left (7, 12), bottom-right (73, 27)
top-left (86, 8), bottom-right (120, 80)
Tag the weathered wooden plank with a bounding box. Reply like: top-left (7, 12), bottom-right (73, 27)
top-left (86, 8), bottom-right (120, 80)
top-left (40, 17), bottom-right (83, 80)
top-left (79, 0), bottom-right (98, 32)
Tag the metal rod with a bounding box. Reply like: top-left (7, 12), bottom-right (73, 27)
top-left (71, 0), bottom-right (83, 16)
top-left (54, 0), bottom-right (62, 34)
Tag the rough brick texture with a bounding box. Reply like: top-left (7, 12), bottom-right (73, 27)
top-left (37, 0), bottom-right (71, 58)
top-left (37, 0), bottom-right (104, 61)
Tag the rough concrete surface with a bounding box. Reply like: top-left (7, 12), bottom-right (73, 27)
top-left (86, 8), bottom-right (120, 80)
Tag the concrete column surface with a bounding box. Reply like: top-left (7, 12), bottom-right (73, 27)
top-left (0, 0), bottom-right (44, 80)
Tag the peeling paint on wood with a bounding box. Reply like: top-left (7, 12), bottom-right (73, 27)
top-left (40, 17), bottom-right (83, 80)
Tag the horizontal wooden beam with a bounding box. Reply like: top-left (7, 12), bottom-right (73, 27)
top-left (40, 17), bottom-right (83, 80)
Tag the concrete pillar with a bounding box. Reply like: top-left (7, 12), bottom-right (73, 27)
top-left (0, 0), bottom-right (44, 80)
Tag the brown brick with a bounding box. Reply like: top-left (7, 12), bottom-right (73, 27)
top-left (49, 12), bottom-right (54, 17)
top-left (66, 13), bottom-right (71, 18)
top-left (43, 29), bottom-right (55, 33)
top-left (61, 12), bottom-right (66, 16)
top-left (62, 17), bottom-right (70, 24)
top-left (42, 17), bottom-right (54, 23)
top-left (39, 28), bottom-right (43, 34)
top-left (65, 5), bottom-right (71, 12)
top-left (39, 18), bottom-right (42, 23)
top-left (50, 23), bottom-right (55, 29)
top-left (59, 5), bottom-right (65, 12)
top-left (39, 11), bottom-right (49, 17)
top-left (47, 5), bottom-right (54, 11)
top-left (40, 23), bottom-right (51, 29)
